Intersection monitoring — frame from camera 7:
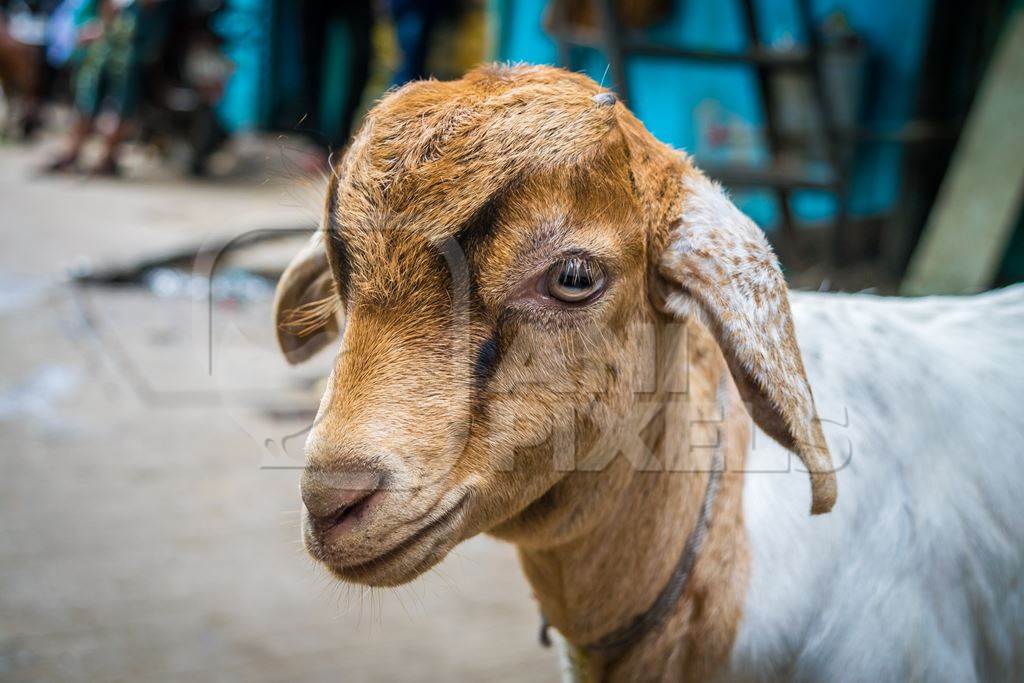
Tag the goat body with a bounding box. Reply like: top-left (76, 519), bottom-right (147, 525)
top-left (733, 286), bottom-right (1024, 682)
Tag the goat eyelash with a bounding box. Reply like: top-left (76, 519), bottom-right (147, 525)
top-left (558, 256), bottom-right (597, 287)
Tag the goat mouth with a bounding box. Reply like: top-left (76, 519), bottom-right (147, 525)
top-left (315, 492), bottom-right (471, 585)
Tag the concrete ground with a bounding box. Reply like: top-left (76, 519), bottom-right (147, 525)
top-left (0, 143), bottom-right (557, 682)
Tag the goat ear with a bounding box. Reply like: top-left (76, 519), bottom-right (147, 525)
top-left (654, 172), bottom-right (836, 514)
top-left (273, 231), bottom-right (341, 365)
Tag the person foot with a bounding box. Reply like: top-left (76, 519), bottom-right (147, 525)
top-left (90, 158), bottom-right (120, 177)
top-left (39, 155), bottom-right (78, 174)
top-left (20, 113), bottom-right (42, 140)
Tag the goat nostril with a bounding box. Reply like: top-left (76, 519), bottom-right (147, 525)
top-left (319, 487), bottom-right (376, 529)
top-left (301, 468), bottom-right (384, 529)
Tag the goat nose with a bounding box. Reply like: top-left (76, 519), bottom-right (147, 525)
top-left (301, 466), bottom-right (384, 528)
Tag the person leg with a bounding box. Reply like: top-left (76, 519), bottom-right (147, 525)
top-left (92, 6), bottom-right (140, 174)
top-left (42, 114), bottom-right (92, 170)
top-left (19, 43), bottom-right (50, 138)
top-left (43, 25), bottom-right (107, 172)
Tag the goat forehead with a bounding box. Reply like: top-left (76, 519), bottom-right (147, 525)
top-left (330, 65), bottom-right (625, 242)
top-left (363, 63), bottom-right (614, 155)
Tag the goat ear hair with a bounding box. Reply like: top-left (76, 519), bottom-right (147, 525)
top-left (273, 231), bottom-right (342, 365)
top-left (655, 171), bottom-right (837, 515)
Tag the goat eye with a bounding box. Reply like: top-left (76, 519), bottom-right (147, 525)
top-left (545, 256), bottom-right (606, 304)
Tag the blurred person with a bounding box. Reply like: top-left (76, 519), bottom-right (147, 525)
top-left (297, 0), bottom-right (373, 156)
top-left (387, 0), bottom-right (461, 86)
top-left (0, 0), bottom-right (61, 137)
top-left (130, 0), bottom-right (230, 176)
top-left (43, 0), bottom-right (171, 175)
top-left (44, 0), bottom-right (85, 68)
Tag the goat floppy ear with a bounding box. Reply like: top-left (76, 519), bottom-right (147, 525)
top-left (273, 231), bottom-right (341, 365)
top-left (655, 171), bottom-right (836, 514)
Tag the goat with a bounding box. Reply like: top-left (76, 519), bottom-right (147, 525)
top-left (273, 64), bottom-right (1024, 682)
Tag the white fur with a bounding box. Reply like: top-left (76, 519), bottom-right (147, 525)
top-left (728, 285), bottom-right (1024, 682)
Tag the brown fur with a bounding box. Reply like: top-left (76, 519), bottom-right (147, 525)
top-left (274, 64), bottom-right (833, 680)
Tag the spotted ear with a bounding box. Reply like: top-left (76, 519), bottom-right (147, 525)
top-left (273, 231), bottom-right (341, 365)
top-left (655, 171), bottom-right (836, 515)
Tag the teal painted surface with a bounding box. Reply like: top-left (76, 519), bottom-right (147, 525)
top-left (319, 18), bottom-right (351, 145)
top-left (215, 0), bottom-right (268, 132)
top-left (493, 0), bottom-right (933, 230)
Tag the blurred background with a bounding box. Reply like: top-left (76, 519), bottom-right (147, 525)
top-left (1, 0), bottom-right (1021, 680)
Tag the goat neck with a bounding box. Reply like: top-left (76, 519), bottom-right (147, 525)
top-left (492, 319), bottom-right (751, 681)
